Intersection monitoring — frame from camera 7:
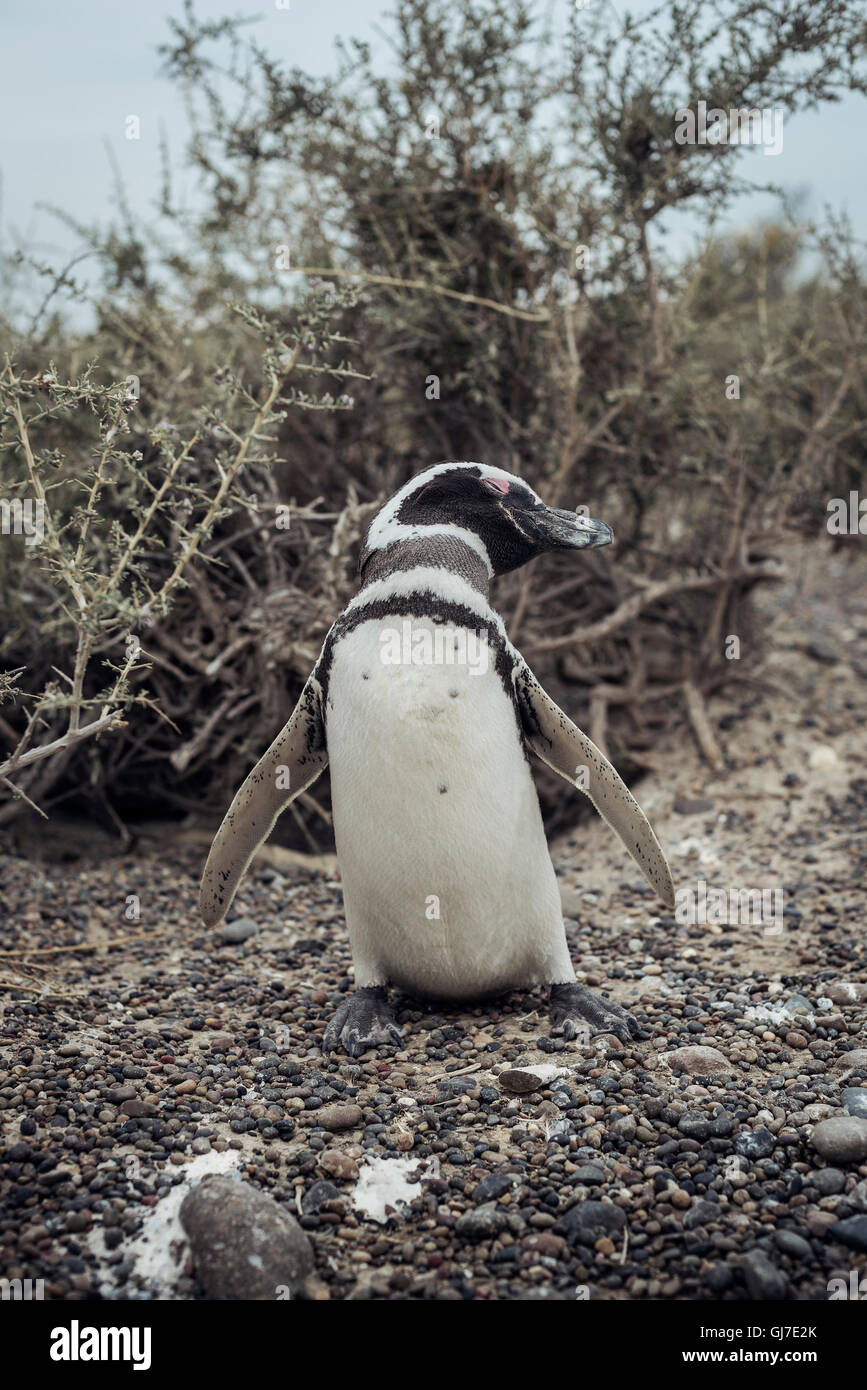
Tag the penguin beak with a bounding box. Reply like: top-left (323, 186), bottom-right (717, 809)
top-left (527, 506), bottom-right (614, 551)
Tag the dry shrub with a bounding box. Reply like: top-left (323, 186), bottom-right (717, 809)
top-left (1, 0), bottom-right (866, 845)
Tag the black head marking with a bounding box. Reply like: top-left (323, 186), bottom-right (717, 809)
top-left (390, 465), bottom-right (544, 576)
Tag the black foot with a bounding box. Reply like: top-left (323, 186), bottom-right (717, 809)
top-left (550, 983), bottom-right (639, 1044)
top-left (322, 986), bottom-right (403, 1057)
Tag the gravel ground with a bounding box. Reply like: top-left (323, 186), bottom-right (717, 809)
top-left (1, 538), bottom-right (865, 1302)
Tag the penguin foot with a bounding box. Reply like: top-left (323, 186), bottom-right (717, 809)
top-left (550, 983), bottom-right (639, 1044)
top-left (322, 986), bottom-right (403, 1057)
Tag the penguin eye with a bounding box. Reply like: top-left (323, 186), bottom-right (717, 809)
top-left (481, 477), bottom-right (510, 496)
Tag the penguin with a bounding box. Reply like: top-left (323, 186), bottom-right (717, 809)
top-left (200, 462), bottom-right (675, 1055)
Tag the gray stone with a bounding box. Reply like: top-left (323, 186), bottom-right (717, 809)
top-left (775, 1230), bottom-right (812, 1259)
top-left (807, 636), bottom-right (840, 664)
top-left (664, 1046), bottom-right (733, 1076)
top-left (673, 796), bottom-right (715, 815)
top-left (812, 1167), bottom-right (846, 1196)
top-left (556, 1200), bottom-right (627, 1242)
top-left (842, 1088), bottom-right (867, 1119)
top-left (572, 1163), bottom-right (606, 1186)
top-left (678, 1113), bottom-right (711, 1142)
top-left (781, 993), bottom-right (813, 1017)
top-left (180, 1175), bottom-right (313, 1300)
top-left (301, 1180), bottom-right (339, 1214)
top-left (741, 1249), bottom-right (787, 1300)
top-left (455, 1203), bottom-right (508, 1239)
top-left (827, 1216), bottom-right (867, 1253)
top-left (832, 1049), bottom-right (867, 1075)
top-left (610, 1114), bottom-right (636, 1141)
top-left (471, 1172), bottom-right (518, 1204)
top-left (220, 917), bottom-right (259, 944)
top-left (683, 1200), bottom-right (720, 1230)
top-left (825, 983), bottom-right (867, 1005)
top-left (498, 1065), bottom-right (566, 1094)
top-left (318, 1104), bottom-right (364, 1132)
top-left (437, 1076), bottom-right (478, 1096)
top-left (848, 1179), bottom-right (867, 1212)
top-left (736, 1126), bottom-right (776, 1161)
top-left (810, 1116), bottom-right (867, 1163)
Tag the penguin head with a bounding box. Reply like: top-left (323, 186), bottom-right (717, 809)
top-left (364, 462), bottom-right (613, 576)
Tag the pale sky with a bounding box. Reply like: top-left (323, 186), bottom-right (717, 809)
top-left (1, 0), bottom-right (865, 319)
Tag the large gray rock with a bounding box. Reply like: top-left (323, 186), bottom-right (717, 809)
top-left (180, 1175), bottom-right (313, 1300)
top-left (810, 1116), bottom-right (867, 1164)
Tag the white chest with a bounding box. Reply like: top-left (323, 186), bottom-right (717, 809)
top-left (323, 618), bottom-right (569, 997)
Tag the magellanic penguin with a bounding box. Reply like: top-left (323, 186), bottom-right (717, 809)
top-left (200, 463), bottom-right (675, 1054)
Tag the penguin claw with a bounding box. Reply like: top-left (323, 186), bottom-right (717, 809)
top-left (549, 983), bottom-right (640, 1044)
top-left (322, 986), bottom-right (403, 1057)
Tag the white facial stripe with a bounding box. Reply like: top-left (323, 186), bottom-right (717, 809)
top-left (365, 461), bottom-right (540, 573)
top-left (346, 566), bottom-right (507, 636)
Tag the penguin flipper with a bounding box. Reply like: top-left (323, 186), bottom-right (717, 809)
top-left (199, 675), bottom-right (328, 926)
top-left (512, 659), bottom-right (675, 909)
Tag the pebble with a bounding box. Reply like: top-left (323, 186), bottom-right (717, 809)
top-left (673, 795), bottom-right (715, 814)
top-left (573, 1163), bottom-right (606, 1186)
top-left (455, 1204), bottom-right (508, 1239)
top-left (220, 917), bottom-right (259, 944)
top-left (741, 1249), bottom-right (788, 1300)
top-left (610, 1115), bottom-right (636, 1141)
top-left (121, 1099), bottom-right (156, 1118)
top-left (556, 1200), bottom-right (626, 1242)
top-left (663, 1046), bottom-right (732, 1076)
top-left (825, 982), bottom-right (866, 1005)
top-left (498, 1065), bottom-right (567, 1094)
top-left (472, 1172), bottom-right (518, 1203)
top-left (522, 1233), bottom-right (566, 1259)
top-left (827, 1216), bottom-right (867, 1253)
top-left (180, 1175), bottom-right (313, 1299)
top-left (832, 1049), bottom-right (867, 1072)
top-left (806, 1210), bottom-right (840, 1237)
top-left (301, 1180), bottom-right (339, 1213)
top-left (318, 1104), bottom-right (364, 1132)
top-left (2, 731), bottom-right (864, 1308)
top-left (683, 1200), bottom-right (719, 1230)
top-left (320, 1151), bottom-right (359, 1181)
top-left (850, 1180), bottom-right (867, 1212)
top-left (842, 1088), bottom-right (867, 1119)
top-left (807, 637), bottom-right (840, 664)
top-left (736, 1126), bottom-right (776, 1161)
top-left (775, 1230), bottom-right (812, 1260)
top-left (810, 1117), bottom-right (867, 1163)
top-left (812, 1168), bottom-right (846, 1196)
top-left (808, 745), bottom-right (838, 769)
